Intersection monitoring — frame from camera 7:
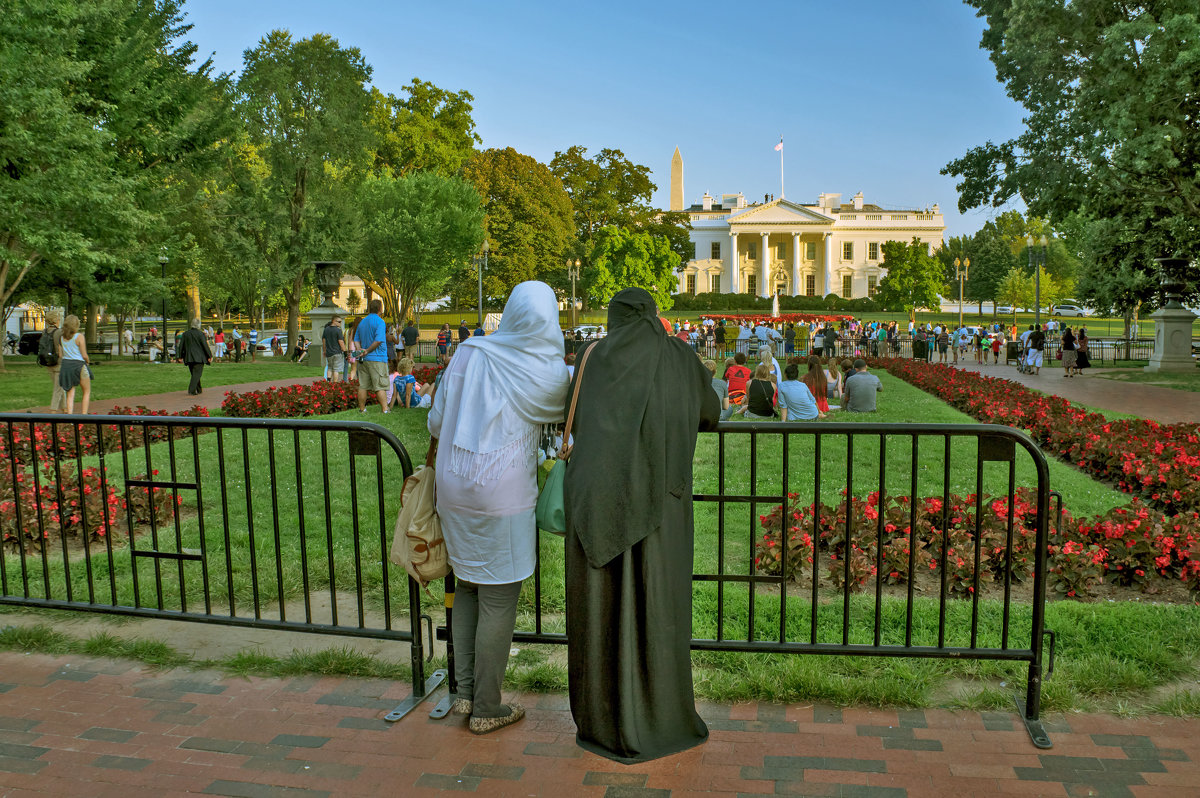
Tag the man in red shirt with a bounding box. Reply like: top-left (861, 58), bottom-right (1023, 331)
top-left (723, 352), bottom-right (752, 406)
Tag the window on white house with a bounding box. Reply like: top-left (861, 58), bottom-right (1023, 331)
top-left (711, 241), bottom-right (721, 259)
top-left (747, 275), bottom-right (757, 295)
top-left (805, 274), bottom-right (815, 296)
top-left (686, 274), bottom-right (696, 295)
top-left (805, 242), bottom-right (816, 260)
top-left (843, 275), bottom-right (853, 297)
top-left (868, 242), bottom-right (879, 260)
top-left (842, 242), bottom-right (853, 260)
top-left (747, 242), bottom-right (757, 260)
top-left (710, 274), bottom-right (721, 293)
top-left (868, 276), bottom-right (878, 297)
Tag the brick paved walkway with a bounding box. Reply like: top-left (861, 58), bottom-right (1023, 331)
top-left (21, 377), bottom-right (326, 417)
top-left (942, 359), bottom-right (1200, 424)
top-left (1, 652), bottom-right (1197, 797)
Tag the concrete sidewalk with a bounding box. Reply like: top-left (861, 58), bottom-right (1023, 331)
top-left (0, 651), bottom-right (1196, 797)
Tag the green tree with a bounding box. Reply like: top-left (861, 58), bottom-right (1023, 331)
top-left (874, 238), bottom-right (945, 322)
top-left (356, 171), bottom-right (485, 324)
top-left (549, 146), bottom-right (691, 302)
top-left (461, 148), bottom-right (574, 304)
top-left (943, 1), bottom-right (1200, 300)
top-left (236, 30), bottom-right (373, 356)
top-left (368, 80), bottom-right (480, 177)
top-left (995, 267), bottom-right (1034, 322)
top-left (345, 287), bottom-right (362, 315)
top-left (588, 226), bottom-right (680, 311)
top-left (965, 233), bottom-right (1020, 315)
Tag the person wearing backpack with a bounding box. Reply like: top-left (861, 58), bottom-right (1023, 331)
top-left (39, 311), bottom-right (67, 412)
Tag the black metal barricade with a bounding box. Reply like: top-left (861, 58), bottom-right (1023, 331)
top-left (441, 421), bottom-right (1058, 748)
top-left (0, 413), bottom-right (443, 720)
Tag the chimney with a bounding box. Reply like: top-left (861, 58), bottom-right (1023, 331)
top-left (853, 191), bottom-right (864, 211)
top-left (702, 192), bottom-right (713, 211)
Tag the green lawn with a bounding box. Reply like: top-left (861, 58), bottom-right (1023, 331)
top-left (0, 358), bottom-right (320, 411)
top-left (2, 371), bottom-right (1193, 716)
top-left (1091, 367), bottom-right (1200, 393)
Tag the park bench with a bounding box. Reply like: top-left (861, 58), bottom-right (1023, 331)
top-left (87, 341), bottom-right (114, 361)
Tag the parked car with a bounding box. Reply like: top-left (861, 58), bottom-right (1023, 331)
top-left (16, 331), bottom-right (44, 355)
top-left (256, 334), bottom-right (287, 357)
top-left (1053, 304), bottom-right (1091, 317)
top-left (996, 305), bottom-right (1018, 315)
top-left (571, 325), bottom-right (604, 339)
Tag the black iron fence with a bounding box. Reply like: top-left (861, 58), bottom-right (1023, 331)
top-left (444, 421), bottom-right (1058, 748)
top-left (0, 413), bottom-right (442, 720)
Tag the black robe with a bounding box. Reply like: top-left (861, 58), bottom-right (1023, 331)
top-left (564, 288), bottom-right (719, 764)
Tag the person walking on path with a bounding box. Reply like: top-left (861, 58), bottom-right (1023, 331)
top-left (1061, 326), bottom-right (1078, 377)
top-left (354, 300), bottom-right (390, 413)
top-left (56, 314), bottom-right (92, 415)
top-left (1028, 323), bottom-right (1046, 375)
top-left (178, 318), bottom-right (213, 396)
top-left (427, 281), bottom-right (569, 735)
top-left (39, 312), bottom-right (67, 413)
top-left (563, 286), bottom-right (720, 764)
top-left (322, 316), bottom-right (345, 383)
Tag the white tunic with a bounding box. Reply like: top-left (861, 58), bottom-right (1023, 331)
top-left (427, 347), bottom-right (538, 585)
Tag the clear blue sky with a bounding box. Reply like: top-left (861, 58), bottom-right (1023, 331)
top-left (182, 0), bottom-right (1025, 239)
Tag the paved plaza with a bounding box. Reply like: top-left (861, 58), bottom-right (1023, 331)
top-left (1, 651), bottom-right (1198, 797)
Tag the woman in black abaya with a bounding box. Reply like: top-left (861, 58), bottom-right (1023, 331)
top-left (564, 287), bottom-right (720, 764)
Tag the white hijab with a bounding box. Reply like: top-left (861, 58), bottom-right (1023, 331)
top-left (445, 281), bottom-right (569, 483)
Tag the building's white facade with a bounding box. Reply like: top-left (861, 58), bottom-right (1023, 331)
top-left (669, 152), bottom-right (946, 299)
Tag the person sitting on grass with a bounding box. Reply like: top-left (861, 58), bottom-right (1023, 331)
top-left (723, 352), bottom-right (752, 408)
top-left (802, 355), bottom-right (832, 416)
top-left (738, 362), bottom-right (778, 421)
top-left (391, 357), bottom-right (418, 408)
top-left (843, 359), bottom-right (882, 413)
top-left (777, 362), bottom-right (819, 421)
top-left (703, 358), bottom-right (735, 422)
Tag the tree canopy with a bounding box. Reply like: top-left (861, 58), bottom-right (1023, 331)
top-left (356, 171), bottom-right (485, 324)
top-left (368, 80), bottom-right (480, 178)
top-left (588, 226), bottom-right (681, 311)
top-left (236, 30), bottom-right (373, 353)
top-left (874, 239), bottom-right (945, 321)
top-left (943, 0), bottom-right (1199, 303)
top-left (461, 148), bottom-right (574, 304)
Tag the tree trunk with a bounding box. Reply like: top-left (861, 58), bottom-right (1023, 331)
top-left (86, 303), bottom-right (99, 345)
top-left (286, 272), bottom-right (303, 359)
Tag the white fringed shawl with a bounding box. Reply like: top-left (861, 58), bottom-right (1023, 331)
top-left (444, 281), bottom-right (569, 484)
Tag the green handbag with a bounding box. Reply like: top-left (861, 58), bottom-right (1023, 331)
top-left (535, 345), bottom-right (594, 536)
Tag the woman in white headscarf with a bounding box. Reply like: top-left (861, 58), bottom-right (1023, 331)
top-left (427, 280), bottom-right (569, 735)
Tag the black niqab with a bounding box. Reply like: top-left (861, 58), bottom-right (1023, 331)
top-left (565, 288), bottom-right (716, 568)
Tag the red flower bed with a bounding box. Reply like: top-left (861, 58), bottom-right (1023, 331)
top-left (222, 369), bottom-right (444, 419)
top-left (704, 313), bottom-right (853, 325)
top-left (872, 359), bottom-right (1200, 517)
top-left (755, 490), bottom-right (1200, 599)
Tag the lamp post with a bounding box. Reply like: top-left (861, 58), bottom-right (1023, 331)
top-left (567, 258), bottom-right (581, 330)
top-left (1027, 234), bottom-right (1048, 327)
top-left (474, 240), bottom-right (489, 328)
top-left (158, 249), bottom-right (168, 341)
top-left (954, 256), bottom-right (970, 328)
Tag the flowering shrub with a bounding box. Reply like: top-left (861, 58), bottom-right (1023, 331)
top-left (222, 369), bottom-right (444, 419)
top-left (222, 381), bottom-right (359, 418)
top-left (0, 406), bottom-right (205, 554)
top-left (756, 490), bottom-right (1038, 595)
top-left (871, 359), bottom-right (1200, 517)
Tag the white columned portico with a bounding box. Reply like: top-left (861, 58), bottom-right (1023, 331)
top-left (760, 232), bottom-right (770, 298)
top-left (823, 233), bottom-right (833, 297)
top-left (728, 232), bottom-right (739, 294)
top-left (791, 233), bottom-right (801, 297)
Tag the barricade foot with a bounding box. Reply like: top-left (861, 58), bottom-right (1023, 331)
top-left (383, 668), bottom-right (447, 722)
top-left (1014, 695), bottom-right (1053, 749)
top-left (428, 691), bottom-right (456, 719)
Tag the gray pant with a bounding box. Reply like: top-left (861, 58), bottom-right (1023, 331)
top-left (48, 366), bottom-right (66, 411)
top-left (452, 579), bottom-right (522, 718)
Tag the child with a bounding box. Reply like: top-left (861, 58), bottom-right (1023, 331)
top-left (392, 357), bottom-right (418, 409)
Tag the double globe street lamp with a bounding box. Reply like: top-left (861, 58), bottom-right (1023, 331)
top-left (1026, 234), bottom-right (1048, 327)
top-left (473, 240), bottom-right (489, 329)
top-left (954, 256), bottom-right (970, 328)
top-left (566, 258), bottom-right (581, 331)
